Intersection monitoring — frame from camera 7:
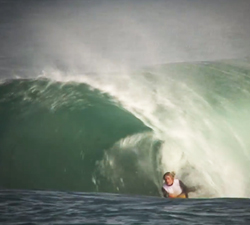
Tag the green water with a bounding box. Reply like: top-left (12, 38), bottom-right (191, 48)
top-left (1, 58), bottom-right (250, 197)
top-left (0, 79), bottom-right (150, 192)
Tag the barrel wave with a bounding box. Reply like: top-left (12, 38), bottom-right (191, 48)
top-left (1, 59), bottom-right (250, 198)
top-left (0, 79), bottom-right (151, 193)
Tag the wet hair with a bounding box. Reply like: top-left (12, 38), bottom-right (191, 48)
top-left (163, 171), bottom-right (175, 180)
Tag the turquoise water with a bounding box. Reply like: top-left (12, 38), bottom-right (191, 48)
top-left (0, 79), bottom-right (150, 194)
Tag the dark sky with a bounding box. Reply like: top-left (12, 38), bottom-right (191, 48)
top-left (1, 0), bottom-right (250, 74)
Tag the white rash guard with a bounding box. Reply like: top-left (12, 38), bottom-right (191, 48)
top-left (162, 179), bottom-right (183, 197)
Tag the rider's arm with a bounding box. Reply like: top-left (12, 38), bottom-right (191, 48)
top-left (161, 187), bottom-right (169, 198)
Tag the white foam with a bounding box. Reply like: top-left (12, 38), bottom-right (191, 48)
top-left (41, 61), bottom-right (250, 198)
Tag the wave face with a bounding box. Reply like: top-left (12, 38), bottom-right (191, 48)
top-left (0, 79), bottom-right (151, 194)
top-left (1, 59), bottom-right (250, 198)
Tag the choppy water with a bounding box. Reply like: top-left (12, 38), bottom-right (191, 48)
top-left (1, 190), bottom-right (250, 225)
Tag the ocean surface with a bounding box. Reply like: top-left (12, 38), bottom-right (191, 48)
top-left (1, 1), bottom-right (250, 224)
top-left (1, 190), bottom-right (250, 225)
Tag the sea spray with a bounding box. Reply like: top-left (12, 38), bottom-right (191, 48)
top-left (50, 59), bottom-right (250, 198)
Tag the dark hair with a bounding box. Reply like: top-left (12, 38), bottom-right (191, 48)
top-left (163, 171), bottom-right (175, 180)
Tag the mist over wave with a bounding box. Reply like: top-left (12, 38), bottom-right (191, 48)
top-left (1, 0), bottom-right (250, 77)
